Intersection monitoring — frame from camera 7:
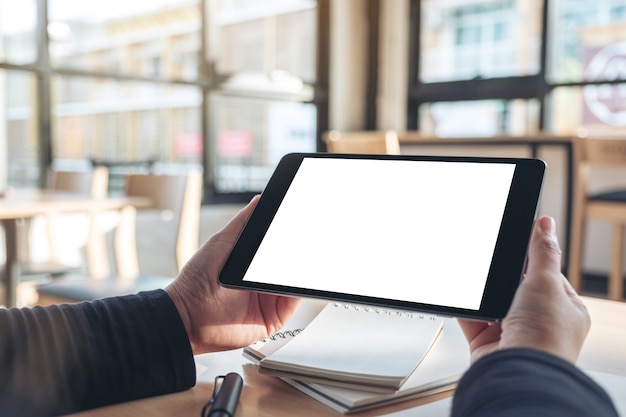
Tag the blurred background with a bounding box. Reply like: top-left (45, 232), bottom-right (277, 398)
top-left (2, 0), bottom-right (626, 293)
top-left (2, 0), bottom-right (625, 200)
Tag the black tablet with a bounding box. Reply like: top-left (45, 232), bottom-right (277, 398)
top-left (219, 153), bottom-right (546, 321)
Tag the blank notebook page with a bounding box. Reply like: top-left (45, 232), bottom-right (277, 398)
top-left (260, 303), bottom-right (444, 386)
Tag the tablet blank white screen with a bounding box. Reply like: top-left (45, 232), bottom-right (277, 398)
top-left (243, 158), bottom-right (515, 310)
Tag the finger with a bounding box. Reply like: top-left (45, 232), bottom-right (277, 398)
top-left (524, 216), bottom-right (562, 282)
top-left (457, 318), bottom-right (490, 342)
top-left (458, 319), bottom-right (502, 354)
top-left (216, 194), bottom-right (261, 237)
top-left (233, 194), bottom-right (261, 226)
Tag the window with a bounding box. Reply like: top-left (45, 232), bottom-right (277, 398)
top-left (1, 70), bottom-right (39, 185)
top-left (549, 0), bottom-right (626, 83)
top-left (409, 0), bottom-right (626, 136)
top-left (546, 0), bottom-right (626, 134)
top-left (48, 0), bottom-right (203, 80)
top-left (210, 94), bottom-right (316, 192)
top-left (51, 76), bottom-right (202, 169)
top-left (419, 99), bottom-right (540, 137)
top-left (420, 0), bottom-right (541, 83)
top-left (208, 0), bottom-right (319, 195)
top-left (0, 0), bottom-right (328, 199)
top-left (0, 0), bottom-right (37, 65)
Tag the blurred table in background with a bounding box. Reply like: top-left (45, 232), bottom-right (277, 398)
top-left (0, 188), bottom-right (151, 307)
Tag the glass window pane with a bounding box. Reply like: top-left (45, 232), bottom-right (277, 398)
top-left (547, 85), bottom-right (626, 135)
top-left (48, 0), bottom-right (201, 80)
top-left (420, 0), bottom-right (543, 83)
top-left (549, 0), bottom-right (626, 83)
top-left (52, 76), bottom-right (203, 192)
top-left (211, 94), bottom-right (316, 192)
top-left (213, 0), bottom-right (317, 83)
top-left (0, 0), bottom-right (37, 64)
top-left (1, 70), bottom-right (40, 187)
top-left (419, 99), bottom-right (540, 137)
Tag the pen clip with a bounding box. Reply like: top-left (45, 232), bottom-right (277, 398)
top-left (201, 372), bottom-right (243, 417)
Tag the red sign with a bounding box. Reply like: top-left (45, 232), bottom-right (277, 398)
top-left (174, 133), bottom-right (203, 157)
top-left (218, 130), bottom-right (253, 158)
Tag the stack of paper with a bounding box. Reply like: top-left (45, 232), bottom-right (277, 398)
top-left (243, 302), bottom-right (470, 413)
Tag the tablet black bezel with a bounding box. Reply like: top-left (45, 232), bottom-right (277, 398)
top-left (218, 152), bottom-right (546, 321)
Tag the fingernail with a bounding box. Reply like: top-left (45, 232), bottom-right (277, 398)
top-left (539, 216), bottom-right (555, 235)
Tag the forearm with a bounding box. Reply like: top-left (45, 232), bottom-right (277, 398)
top-left (0, 290), bottom-right (195, 417)
top-left (451, 348), bottom-right (619, 417)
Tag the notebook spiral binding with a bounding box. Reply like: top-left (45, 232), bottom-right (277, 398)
top-left (262, 302), bottom-right (438, 342)
top-left (332, 302), bottom-right (439, 320)
top-left (264, 328), bottom-right (303, 341)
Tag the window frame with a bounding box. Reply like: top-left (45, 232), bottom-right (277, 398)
top-left (0, 0), bottom-right (329, 203)
top-left (407, 0), bottom-right (626, 133)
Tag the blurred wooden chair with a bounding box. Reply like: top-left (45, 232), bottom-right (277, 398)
top-left (568, 137), bottom-right (626, 301)
top-left (18, 166), bottom-right (109, 277)
top-left (48, 166), bottom-right (109, 198)
top-left (36, 169), bottom-right (203, 304)
top-left (323, 130), bottom-right (401, 154)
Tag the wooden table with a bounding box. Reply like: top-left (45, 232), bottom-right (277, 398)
top-left (0, 188), bottom-right (151, 307)
top-left (66, 296), bottom-right (626, 417)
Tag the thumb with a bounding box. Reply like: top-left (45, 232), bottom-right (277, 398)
top-left (524, 216), bottom-right (562, 284)
top-left (502, 216), bottom-right (589, 363)
top-left (215, 195), bottom-right (260, 239)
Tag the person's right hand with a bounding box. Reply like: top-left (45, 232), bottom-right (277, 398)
top-left (458, 216), bottom-right (590, 364)
top-left (166, 196), bottom-right (300, 355)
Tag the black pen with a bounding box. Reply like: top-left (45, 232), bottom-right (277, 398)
top-left (207, 372), bottom-right (243, 417)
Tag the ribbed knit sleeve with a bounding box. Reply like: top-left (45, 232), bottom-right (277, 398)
top-left (451, 348), bottom-right (619, 417)
top-left (0, 289), bottom-right (195, 417)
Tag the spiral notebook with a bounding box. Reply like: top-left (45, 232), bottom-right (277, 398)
top-left (249, 302), bottom-right (444, 392)
top-left (244, 307), bottom-right (470, 414)
top-left (284, 317), bottom-right (469, 413)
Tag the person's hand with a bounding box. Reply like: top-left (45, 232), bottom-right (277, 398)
top-left (458, 216), bottom-right (590, 364)
top-left (166, 196), bottom-right (300, 355)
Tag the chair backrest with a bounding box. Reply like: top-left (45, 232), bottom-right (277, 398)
top-left (323, 130), bottom-right (401, 154)
top-left (574, 137), bottom-right (626, 198)
top-left (48, 166), bottom-right (109, 198)
top-left (568, 136), bottom-right (626, 300)
top-left (36, 167), bottom-right (109, 268)
top-left (122, 169), bottom-right (203, 272)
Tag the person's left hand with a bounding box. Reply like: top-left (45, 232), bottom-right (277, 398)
top-left (166, 196), bottom-right (301, 354)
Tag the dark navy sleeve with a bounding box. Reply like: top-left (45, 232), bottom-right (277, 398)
top-left (0, 289), bottom-right (196, 417)
top-left (451, 348), bottom-right (619, 417)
